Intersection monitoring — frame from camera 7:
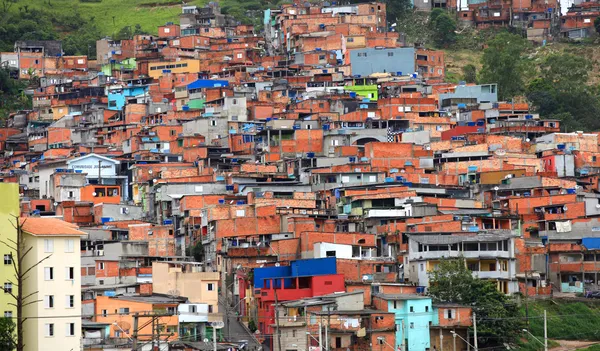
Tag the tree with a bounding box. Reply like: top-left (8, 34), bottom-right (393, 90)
top-left (462, 64), bottom-right (477, 84)
top-left (595, 17), bottom-right (600, 34)
top-left (430, 12), bottom-right (456, 47)
top-left (428, 258), bottom-right (524, 347)
top-left (0, 219), bottom-right (52, 351)
top-left (526, 53), bottom-right (599, 132)
top-left (0, 318), bottom-right (15, 351)
top-left (479, 32), bottom-right (529, 101)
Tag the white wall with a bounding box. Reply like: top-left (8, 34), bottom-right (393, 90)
top-left (314, 242), bottom-right (353, 259)
top-left (178, 303), bottom-right (209, 323)
top-left (23, 234), bottom-right (81, 351)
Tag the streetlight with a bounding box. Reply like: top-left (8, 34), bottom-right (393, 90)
top-left (376, 336), bottom-right (395, 350)
top-left (522, 329), bottom-right (545, 347)
top-left (112, 322), bottom-right (133, 341)
top-left (450, 331), bottom-right (477, 351)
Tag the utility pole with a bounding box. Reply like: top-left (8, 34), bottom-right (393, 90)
top-left (132, 313), bottom-right (139, 351)
top-left (151, 316), bottom-right (155, 351)
top-left (544, 310), bottom-right (548, 351)
top-left (98, 160), bottom-right (102, 184)
top-left (525, 270), bottom-right (529, 327)
top-left (318, 322), bottom-right (323, 351)
top-left (401, 319), bottom-right (405, 351)
top-left (213, 326), bottom-right (217, 351)
top-left (274, 288), bottom-right (282, 351)
top-left (453, 331), bottom-right (456, 351)
top-left (473, 312), bottom-right (478, 351)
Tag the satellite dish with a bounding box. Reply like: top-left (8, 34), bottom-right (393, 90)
top-left (148, 170), bottom-right (153, 174)
top-left (53, 202), bottom-right (58, 206)
top-left (493, 186), bottom-right (499, 191)
top-left (204, 338), bottom-right (209, 343)
top-left (92, 192), bottom-right (97, 197)
top-left (275, 263), bottom-right (280, 267)
top-left (113, 321), bottom-right (131, 331)
top-left (525, 138), bottom-right (531, 142)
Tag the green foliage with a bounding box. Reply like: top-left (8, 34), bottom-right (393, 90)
top-left (527, 53), bottom-right (600, 132)
top-left (428, 9), bottom-right (456, 48)
top-left (595, 17), bottom-right (600, 34)
top-left (428, 258), bottom-right (524, 347)
top-left (523, 300), bottom-right (600, 341)
top-left (479, 31), bottom-right (529, 101)
top-left (462, 64), bottom-right (477, 83)
top-left (0, 317), bottom-right (15, 351)
top-left (114, 24), bottom-right (149, 40)
top-left (248, 319), bottom-right (257, 333)
top-left (0, 68), bottom-right (31, 121)
top-left (189, 241), bottom-right (203, 262)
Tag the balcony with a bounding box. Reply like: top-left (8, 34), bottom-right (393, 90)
top-left (473, 271), bottom-right (511, 280)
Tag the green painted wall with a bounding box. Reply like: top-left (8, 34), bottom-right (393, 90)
top-left (344, 84), bottom-right (378, 101)
top-left (0, 183), bottom-right (20, 316)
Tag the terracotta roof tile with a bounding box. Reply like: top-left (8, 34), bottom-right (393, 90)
top-left (19, 217), bottom-right (86, 236)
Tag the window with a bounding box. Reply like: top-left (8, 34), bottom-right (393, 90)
top-left (66, 267), bottom-right (74, 280)
top-left (189, 305), bottom-right (197, 313)
top-left (358, 52), bottom-right (367, 57)
top-left (101, 309), bottom-right (107, 317)
top-left (66, 323), bottom-right (75, 336)
top-left (64, 239), bottom-right (76, 254)
top-left (45, 267), bottom-right (54, 281)
top-left (3, 283), bottom-right (11, 294)
top-left (44, 295), bottom-right (54, 308)
top-left (4, 311), bottom-right (11, 318)
top-left (98, 262), bottom-right (105, 270)
top-left (208, 305), bottom-right (214, 313)
top-left (393, 301), bottom-right (397, 309)
top-left (3, 254), bottom-right (11, 265)
top-left (347, 37), bottom-right (354, 42)
top-left (319, 55), bottom-right (326, 60)
top-left (99, 280), bottom-right (104, 285)
top-left (44, 239), bottom-right (54, 253)
top-left (425, 306), bottom-right (429, 312)
top-left (292, 330), bottom-right (297, 337)
top-left (66, 295), bottom-right (75, 308)
top-left (594, 156), bottom-right (597, 162)
top-left (118, 307), bottom-right (130, 315)
top-left (207, 283), bottom-right (214, 291)
top-left (410, 306), bottom-right (414, 312)
top-left (210, 120), bottom-right (217, 127)
top-left (68, 191), bottom-right (74, 198)
top-left (319, 103), bottom-right (325, 108)
top-left (388, 52), bottom-right (394, 57)
top-left (45, 323), bottom-right (54, 337)
top-left (167, 306), bottom-right (176, 314)
top-left (410, 322), bottom-right (414, 328)
top-left (115, 330), bottom-right (122, 338)
top-left (164, 27), bottom-right (171, 33)
top-left (446, 309), bottom-right (455, 319)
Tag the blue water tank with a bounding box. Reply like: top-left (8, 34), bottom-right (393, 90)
top-left (218, 199), bottom-right (225, 204)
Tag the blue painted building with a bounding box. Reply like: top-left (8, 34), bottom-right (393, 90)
top-left (375, 294), bottom-right (434, 351)
top-left (253, 257), bottom-right (337, 288)
top-left (107, 85), bottom-right (149, 111)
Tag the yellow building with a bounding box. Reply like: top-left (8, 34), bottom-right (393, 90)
top-left (148, 59), bottom-right (201, 79)
top-left (21, 217), bottom-right (85, 351)
top-left (152, 261), bottom-right (220, 314)
top-left (0, 183), bottom-right (19, 319)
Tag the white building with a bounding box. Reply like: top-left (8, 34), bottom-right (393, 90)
top-left (21, 217), bottom-right (85, 351)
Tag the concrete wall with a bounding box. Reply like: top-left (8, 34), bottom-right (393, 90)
top-left (350, 48), bottom-right (415, 77)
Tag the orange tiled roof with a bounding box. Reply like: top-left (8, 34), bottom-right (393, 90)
top-left (20, 217), bottom-right (86, 236)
